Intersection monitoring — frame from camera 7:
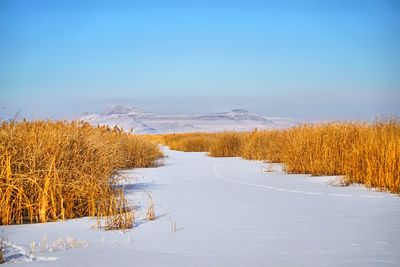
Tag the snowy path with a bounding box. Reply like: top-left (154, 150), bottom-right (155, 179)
top-left (1, 148), bottom-right (399, 266)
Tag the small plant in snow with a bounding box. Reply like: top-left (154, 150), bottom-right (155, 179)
top-left (104, 212), bottom-right (134, 231)
top-left (0, 237), bottom-right (5, 264)
top-left (261, 162), bottom-right (274, 173)
top-left (146, 195), bottom-right (155, 221)
top-left (171, 221), bottom-right (176, 233)
top-left (29, 236), bottom-right (88, 256)
top-left (52, 237), bottom-right (88, 250)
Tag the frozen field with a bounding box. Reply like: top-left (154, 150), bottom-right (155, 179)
top-left (1, 148), bottom-right (399, 266)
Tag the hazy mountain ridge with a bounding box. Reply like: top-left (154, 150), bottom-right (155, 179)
top-left (79, 105), bottom-right (302, 134)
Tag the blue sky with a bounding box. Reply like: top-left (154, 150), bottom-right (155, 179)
top-left (0, 0), bottom-right (399, 120)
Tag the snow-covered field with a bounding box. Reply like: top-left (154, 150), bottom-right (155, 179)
top-left (1, 148), bottom-right (399, 266)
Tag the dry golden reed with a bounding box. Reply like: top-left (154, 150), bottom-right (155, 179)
top-left (153, 117), bottom-right (400, 194)
top-left (147, 133), bottom-right (216, 152)
top-left (0, 120), bottom-right (162, 225)
top-left (241, 129), bottom-right (285, 163)
top-left (145, 195), bottom-right (155, 221)
top-left (0, 238), bottom-right (4, 264)
top-left (209, 132), bottom-right (243, 157)
top-left (342, 117), bottom-right (400, 192)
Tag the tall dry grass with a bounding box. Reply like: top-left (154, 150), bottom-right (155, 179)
top-left (281, 123), bottom-right (363, 176)
top-left (208, 132), bottom-right (243, 157)
top-left (148, 133), bottom-right (216, 152)
top-left (241, 129), bottom-right (285, 163)
top-left (342, 117), bottom-right (400, 191)
top-left (154, 117), bottom-right (400, 194)
top-left (0, 120), bottom-right (162, 225)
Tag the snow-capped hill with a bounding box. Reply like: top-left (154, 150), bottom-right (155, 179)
top-left (198, 109), bottom-right (278, 126)
top-left (78, 105), bottom-right (155, 133)
top-left (101, 105), bottom-right (145, 116)
top-left (78, 105), bottom-right (301, 134)
top-left (79, 112), bottom-right (98, 121)
top-left (216, 109), bottom-right (254, 119)
top-left (229, 109), bottom-right (249, 115)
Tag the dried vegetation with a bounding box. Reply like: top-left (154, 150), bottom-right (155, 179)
top-left (0, 121), bottom-right (162, 226)
top-left (150, 117), bottom-right (400, 194)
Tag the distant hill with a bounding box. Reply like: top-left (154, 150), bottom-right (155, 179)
top-left (78, 105), bottom-right (302, 134)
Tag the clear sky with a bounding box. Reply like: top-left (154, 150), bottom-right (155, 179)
top-left (1, 0), bottom-right (399, 120)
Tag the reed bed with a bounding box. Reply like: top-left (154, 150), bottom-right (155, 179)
top-left (241, 129), bottom-right (286, 163)
top-left (0, 121), bottom-right (162, 225)
top-left (209, 132), bottom-right (243, 157)
top-left (152, 117), bottom-right (400, 194)
top-left (148, 133), bottom-right (216, 152)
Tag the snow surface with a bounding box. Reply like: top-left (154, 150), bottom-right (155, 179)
top-left (78, 105), bottom-right (302, 133)
top-left (1, 148), bottom-right (399, 266)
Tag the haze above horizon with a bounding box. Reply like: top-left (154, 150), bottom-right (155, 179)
top-left (1, 0), bottom-right (399, 120)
